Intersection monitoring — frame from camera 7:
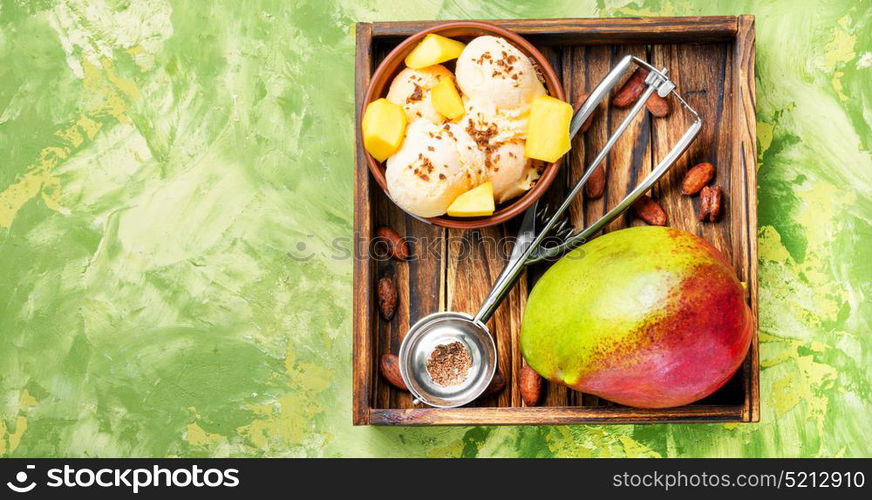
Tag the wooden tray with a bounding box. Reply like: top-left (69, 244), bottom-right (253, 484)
top-left (353, 16), bottom-right (758, 425)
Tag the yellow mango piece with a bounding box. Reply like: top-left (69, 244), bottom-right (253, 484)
top-left (405, 34), bottom-right (466, 69)
top-left (447, 182), bottom-right (495, 217)
top-left (362, 98), bottom-right (407, 162)
top-left (525, 95), bottom-right (572, 163)
top-left (430, 77), bottom-right (465, 120)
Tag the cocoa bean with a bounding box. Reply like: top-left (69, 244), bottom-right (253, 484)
top-left (520, 365), bottom-right (543, 406)
top-left (376, 226), bottom-right (410, 260)
top-left (632, 195), bottom-right (668, 226)
top-left (377, 275), bottom-right (397, 321)
top-left (379, 353), bottom-right (407, 391)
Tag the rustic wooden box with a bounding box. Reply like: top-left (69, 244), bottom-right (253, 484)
top-left (353, 16), bottom-right (758, 425)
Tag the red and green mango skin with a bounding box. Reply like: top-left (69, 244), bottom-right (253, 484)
top-left (520, 226), bottom-right (753, 408)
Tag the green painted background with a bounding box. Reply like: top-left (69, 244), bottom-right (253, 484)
top-left (0, 0), bottom-right (869, 458)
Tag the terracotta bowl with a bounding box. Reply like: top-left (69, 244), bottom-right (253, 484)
top-left (361, 21), bottom-right (566, 229)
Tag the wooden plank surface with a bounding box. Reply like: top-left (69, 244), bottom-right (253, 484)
top-left (735, 14), bottom-right (759, 422)
top-left (444, 226), bottom-right (521, 408)
top-left (650, 42), bottom-right (734, 259)
top-left (354, 17), bottom-right (758, 425)
top-left (559, 43), bottom-right (655, 407)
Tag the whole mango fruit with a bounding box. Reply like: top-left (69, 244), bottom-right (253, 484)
top-left (520, 226), bottom-right (752, 408)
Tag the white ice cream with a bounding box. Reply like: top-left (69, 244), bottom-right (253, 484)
top-left (487, 141), bottom-right (541, 203)
top-left (454, 35), bottom-right (546, 113)
top-left (386, 65), bottom-right (454, 124)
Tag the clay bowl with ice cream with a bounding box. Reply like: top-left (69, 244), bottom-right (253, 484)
top-left (361, 21), bottom-right (566, 229)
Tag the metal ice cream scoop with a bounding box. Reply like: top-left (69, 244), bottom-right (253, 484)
top-left (399, 55), bottom-right (702, 408)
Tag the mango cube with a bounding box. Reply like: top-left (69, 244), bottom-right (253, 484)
top-left (430, 77), bottom-right (465, 120)
top-left (447, 182), bottom-right (495, 217)
top-left (525, 95), bottom-right (573, 163)
top-left (362, 98), bottom-right (407, 162)
top-left (405, 34), bottom-right (466, 69)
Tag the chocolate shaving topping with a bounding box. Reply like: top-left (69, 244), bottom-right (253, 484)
top-left (426, 341), bottom-right (472, 387)
top-left (465, 119), bottom-right (498, 148)
top-left (473, 51), bottom-right (493, 65)
top-left (415, 157), bottom-right (434, 181)
top-left (406, 83), bottom-right (424, 103)
top-left (489, 48), bottom-right (524, 80)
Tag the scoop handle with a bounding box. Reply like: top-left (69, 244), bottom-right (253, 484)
top-left (473, 55), bottom-right (637, 324)
top-left (473, 200), bottom-right (538, 324)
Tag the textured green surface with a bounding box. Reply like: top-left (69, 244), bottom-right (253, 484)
top-left (0, 0), bottom-right (869, 457)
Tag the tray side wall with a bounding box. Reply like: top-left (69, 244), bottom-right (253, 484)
top-left (370, 405), bottom-right (745, 426)
top-left (353, 17), bottom-right (758, 426)
top-left (735, 15), bottom-right (759, 422)
top-left (371, 16), bottom-right (739, 44)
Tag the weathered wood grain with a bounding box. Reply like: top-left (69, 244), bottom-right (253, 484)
top-left (371, 17), bottom-right (739, 44)
top-left (444, 228), bottom-right (521, 408)
top-left (352, 22), bottom-right (374, 425)
top-left (605, 45), bottom-right (654, 233)
top-left (735, 14), bottom-right (759, 422)
top-left (521, 45), bottom-right (569, 408)
top-left (650, 42), bottom-right (734, 260)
